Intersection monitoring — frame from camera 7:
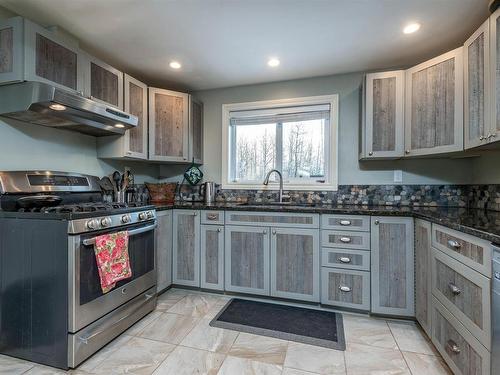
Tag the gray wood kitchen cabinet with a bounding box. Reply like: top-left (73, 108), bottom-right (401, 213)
top-left (415, 219), bottom-right (432, 336)
top-left (190, 98), bottom-right (203, 164)
top-left (200, 224), bottom-right (224, 290)
top-left (321, 268), bottom-right (371, 310)
top-left (405, 48), bottom-right (464, 156)
top-left (172, 210), bottom-right (200, 287)
top-left (0, 17), bottom-right (23, 84)
top-left (361, 70), bottom-right (405, 159)
top-left (225, 225), bottom-right (270, 296)
top-left (148, 87), bottom-right (190, 162)
top-left (371, 216), bottom-right (414, 317)
top-left (156, 210), bottom-right (173, 293)
top-left (270, 227), bottom-right (320, 302)
top-left (464, 19), bottom-right (491, 149)
top-left (488, 7), bottom-right (500, 144)
top-left (97, 74), bottom-right (148, 159)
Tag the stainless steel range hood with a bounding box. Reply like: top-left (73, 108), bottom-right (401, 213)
top-left (0, 81), bottom-right (138, 136)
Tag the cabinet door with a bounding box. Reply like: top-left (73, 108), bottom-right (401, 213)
top-left (190, 98), bottom-right (203, 164)
top-left (405, 48), bottom-right (464, 156)
top-left (0, 17), bottom-right (23, 84)
top-left (200, 225), bottom-right (224, 290)
top-left (156, 211), bottom-right (173, 292)
top-left (225, 225), bottom-right (270, 296)
top-left (149, 87), bottom-right (190, 162)
top-left (464, 19), bottom-right (490, 149)
top-left (363, 71), bottom-right (404, 158)
top-left (83, 53), bottom-right (123, 109)
top-left (172, 210), bottom-right (200, 287)
top-left (415, 219), bottom-right (432, 336)
top-left (371, 216), bottom-right (414, 317)
top-left (489, 7), bottom-right (500, 143)
top-left (24, 19), bottom-right (82, 93)
top-left (123, 74), bottom-right (148, 159)
top-left (270, 227), bottom-right (319, 302)
top-left (321, 268), bottom-right (371, 311)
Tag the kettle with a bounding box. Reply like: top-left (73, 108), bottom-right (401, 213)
top-left (200, 182), bottom-right (217, 204)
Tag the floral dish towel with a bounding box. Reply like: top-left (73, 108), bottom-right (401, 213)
top-left (94, 231), bottom-right (132, 293)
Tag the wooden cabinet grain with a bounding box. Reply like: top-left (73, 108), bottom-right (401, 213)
top-left (371, 216), bottom-right (414, 317)
top-left (200, 224), bottom-right (224, 290)
top-left (489, 7), bottom-right (500, 144)
top-left (156, 211), bottom-right (173, 292)
top-left (0, 17), bottom-right (23, 84)
top-left (415, 219), bottom-right (432, 336)
top-left (172, 210), bottom-right (200, 287)
top-left (321, 268), bottom-right (371, 310)
top-left (190, 98), bottom-right (203, 164)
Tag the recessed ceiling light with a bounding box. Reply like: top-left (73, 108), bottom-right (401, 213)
top-left (169, 61), bottom-right (182, 69)
top-left (268, 58), bottom-right (280, 67)
top-left (49, 103), bottom-right (66, 111)
top-left (115, 123), bottom-right (125, 128)
top-left (403, 23), bottom-right (421, 34)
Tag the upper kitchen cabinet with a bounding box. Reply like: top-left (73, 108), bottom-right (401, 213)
top-left (405, 47), bottom-right (464, 156)
top-left (149, 87), bottom-right (190, 162)
top-left (0, 17), bottom-right (83, 93)
top-left (97, 74), bottom-right (148, 159)
top-left (189, 97), bottom-right (204, 164)
top-left (465, 19), bottom-right (491, 149)
top-left (81, 52), bottom-right (123, 109)
top-left (489, 7), bottom-right (500, 144)
top-left (361, 70), bottom-right (405, 159)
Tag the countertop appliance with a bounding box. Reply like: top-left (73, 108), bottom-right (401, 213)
top-left (200, 181), bottom-right (217, 204)
top-left (492, 244), bottom-right (500, 372)
top-left (0, 82), bottom-right (138, 136)
top-left (0, 171), bottom-right (157, 369)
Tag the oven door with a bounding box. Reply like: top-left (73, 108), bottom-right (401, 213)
top-left (68, 220), bottom-right (156, 333)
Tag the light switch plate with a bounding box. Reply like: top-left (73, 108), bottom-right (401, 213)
top-left (394, 170), bottom-right (403, 183)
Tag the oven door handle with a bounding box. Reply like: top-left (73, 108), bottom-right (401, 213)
top-left (82, 223), bottom-right (157, 246)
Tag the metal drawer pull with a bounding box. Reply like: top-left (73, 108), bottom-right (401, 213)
top-left (374, 220), bottom-right (379, 225)
top-left (339, 220), bottom-right (351, 226)
top-left (217, 228), bottom-right (222, 233)
top-left (447, 240), bottom-right (461, 249)
top-left (339, 237), bottom-right (352, 243)
top-left (447, 340), bottom-right (461, 354)
top-left (338, 257), bottom-right (351, 263)
top-left (338, 285), bottom-right (351, 292)
top-left (207, 214), bottom-right (218, 220)
top-left (82, 223), bottom-right (157, 246)
top-left (448, 283), bottom-right (461, 295)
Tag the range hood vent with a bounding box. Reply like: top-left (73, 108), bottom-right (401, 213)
top-left (0, 81), bottom-right (138, 136)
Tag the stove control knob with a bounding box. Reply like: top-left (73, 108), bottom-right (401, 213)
top-left (86, 219), bottom-right (99, 230)
top-left (100, 217), bottom-right (112, 228)
top-left (121, 214), bottom-right (131, 224)
top-left (138, 212), bottom-right (147, 221)
top-left (147, 211), bottom-right (154, 219)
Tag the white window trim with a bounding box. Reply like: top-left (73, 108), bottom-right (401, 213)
top-left (221, 94), bottom-right (339, 191)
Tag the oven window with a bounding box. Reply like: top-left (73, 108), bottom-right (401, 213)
top-left (79, 226), bottom-right (155, 305)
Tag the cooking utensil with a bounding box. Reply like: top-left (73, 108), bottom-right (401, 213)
top-left (98, 176), bottom-right (115, 193)
top-left (112, 171), bottom-right (121, 192)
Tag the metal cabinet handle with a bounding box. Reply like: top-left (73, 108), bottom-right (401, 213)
top-left (339, 237), bottom-right (352, 243)
top-left (263, 230), bottom-right (267, 234)
top-left (405, 150), bottom-right (410, 154)
top-left (374, 220), bottom-right (380, 225)
top-left (368, 151), bottom-right (373, 156)
top-left (217, 228), bottom-right (222, 233)
top-left (448, 282), bottom-right (461, 295)
top-left (193, 212), bottom-right (198, 216)
top-left (338, 257), bottom-right (351, 263)
top-left (447, 240), bottom-right (461, 249)
top-left (447, 340), bottom-right (461, 354)
top-left (339, 220), bottom-right (351, 226)
top-left (338, 285), bottom-right (351, 293)
top-left (207, 214), bottom-right (218, 220)
top-left (272, 230), bottom-right (277, 235)
top-left (480, 135), bottom-right (485, 141)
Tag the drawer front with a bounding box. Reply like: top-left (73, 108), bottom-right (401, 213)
top-left (432, 224), bottom-right (491, 277)
top-left (321, 230), bottom-right (370, 250)
top-left (225, 211), bottom-right (319, 229)
top-left (431, 297), bottom-right (490, 375)
top-left (201, 210), bottom-right (224, 225)
top-left (320, 268), bottom-right (370, 310)
top-left (431, 248), bottom-right (491, 349)
top-left (321, 248), bottom-right (370, 271)
top-left (321, 215), bottom-right (370, 231)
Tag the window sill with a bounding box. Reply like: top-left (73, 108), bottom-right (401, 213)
top-left (221, 183), bottom-right (338, 191)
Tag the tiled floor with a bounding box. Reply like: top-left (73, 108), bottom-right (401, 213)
top-left (0, 288), bottom-right (451, 375)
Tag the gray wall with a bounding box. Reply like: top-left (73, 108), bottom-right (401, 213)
top-left (160, 72), bottom-right (477, 185)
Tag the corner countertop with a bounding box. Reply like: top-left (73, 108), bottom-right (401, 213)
top-left (154, 202), bottom-right (500, 245)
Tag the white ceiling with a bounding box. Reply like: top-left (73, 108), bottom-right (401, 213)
top-left (0, 0), bottom-right (490, 91)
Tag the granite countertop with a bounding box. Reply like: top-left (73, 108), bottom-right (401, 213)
top-left (155, 202), bottom-right (500, 244)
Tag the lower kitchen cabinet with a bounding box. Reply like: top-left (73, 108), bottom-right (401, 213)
top-left (415, 219), bottom-right (432, 336)
top-left (371, 216), bottom-right (415, 317)
top-left (200, 224), bottom-right (224, 290)
top-left (225, 225), bottom-right (270, 296)
top-left (270, 228), bottom-right (320, 302)
top-left (321, 268), bottom-right (371, 310)
top-left (156, 211), bottom-right (173, 292)
top-left (172, 210), bottom-right (200, 287)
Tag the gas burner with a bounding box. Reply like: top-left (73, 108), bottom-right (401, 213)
top-left (17, 202), bottom-right (147, 214)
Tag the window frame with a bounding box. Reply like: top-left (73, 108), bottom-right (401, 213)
top-left (221, 94), bottom-right (339, 191)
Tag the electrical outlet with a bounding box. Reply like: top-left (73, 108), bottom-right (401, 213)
top-left (394, 170), bottom-right (403, 183)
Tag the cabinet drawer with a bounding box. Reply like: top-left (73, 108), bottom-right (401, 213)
top-left (321, 215), bottom-right (370, 231)
top-left (431, 248), bottom-right (491, 349)
top-left (201, 210), bottom-right (224, 225)
top-left (225, 211), bottom-right (319, 229)
top-left (432, 224), bottom-right (491, 277)
top-left (321, 248), bottom-right (370, 271)
top-left (320, 268), bottom-right (370, 311)
top-left (321, 230), bottom-right (370, 250)
top-left (431, 297), bottom-right (490, 375)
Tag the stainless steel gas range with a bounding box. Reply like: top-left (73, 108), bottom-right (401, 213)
top-left (0, 171), bottom-right (157, 369)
